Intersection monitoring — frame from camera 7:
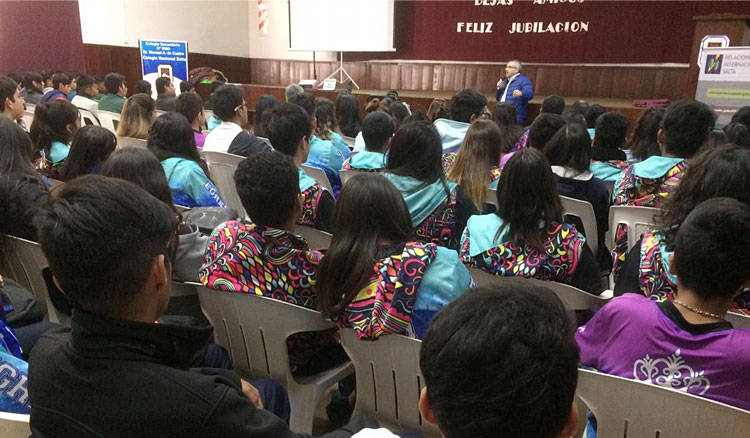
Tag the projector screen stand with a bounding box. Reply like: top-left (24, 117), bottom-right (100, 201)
top-left (324, 52), bottom-right (359, 89)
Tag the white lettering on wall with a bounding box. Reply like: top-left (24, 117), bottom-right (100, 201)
top-left (457, 22), bottom-right (494, 33)
top-left (508, 21), bottom-right (589, 34)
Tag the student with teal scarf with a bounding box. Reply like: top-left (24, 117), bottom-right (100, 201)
top-left (342, 112), bottom-right (393, 171)
top-left (30, 100), bottom-right (80, 180)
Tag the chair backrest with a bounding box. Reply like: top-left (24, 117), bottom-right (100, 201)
top-left (726, 311), bottom-right (750, 329)
top-left (47, 178), bottom-right (64, 191)
top-left (78, 108), bottom-right (100, 127)
top-left (0, 412), bottom-right (30, 438)
top-left (576, 368), bottom-right (750, 438)
top-left (608, 205), bottom-right (659, 254)
top-left (97, 110), bottom-right (120, 134)
top-left (301, 164), bottom-right (334, 194)
top-left (485, 187), bottom-right (498, 208)
top-left (339, 329), bottom-right (441, 437)
top-left (201, 150), bottom-right (247, 219)
top-left (294, 225), bottom-right (333, 251)
top-left (603, 179), bottom-right (615, 197)
top-left (468, 268), bottom-right (609, 310)
top-left (342, 135), bottom-right (356, 147)
top-left (340, 169), bottom-right (356, 186)
top-left (203, 109), bottom-right (214, 120)
top-left (559, 195), bottom-right (598, 258)
top-left (22, 110), bottom-right (34, 131)
top-left (155, 109), bottom-right (167, 117)
top-left (194, 284), bottom-right (337, 383)
top-left (116, 136), bottom-right (147, 149)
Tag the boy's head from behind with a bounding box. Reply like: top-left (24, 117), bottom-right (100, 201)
top-left (235, 151), bottom-right (300, 230)
top-left (265, 103), bottom-right (312, 160)
top-left (362, 111), bottom-right (394, 153)
top-left (594, 112), bottom-right (630, 150)
top-left (419, 285), bottom-right (579, 438)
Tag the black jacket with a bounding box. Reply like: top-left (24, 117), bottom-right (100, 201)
top-left (29, 310), bottom-right (373, 438)
top-left (227, 131), bottom-right (272, 157)
top-left (0, 175), bottom-right (49, 241)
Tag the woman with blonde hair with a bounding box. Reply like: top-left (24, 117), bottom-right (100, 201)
top-left (116, 93), bottom-right (155, 140)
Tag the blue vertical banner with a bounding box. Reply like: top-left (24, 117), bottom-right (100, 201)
top-left (139, 39), bottom-right (189, 98)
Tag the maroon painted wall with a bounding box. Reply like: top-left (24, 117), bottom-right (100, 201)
top-left (0, 1), bottom-right (85, 74)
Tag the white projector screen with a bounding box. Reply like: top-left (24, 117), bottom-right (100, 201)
top-left (288, 0), bottom-right (395, 52)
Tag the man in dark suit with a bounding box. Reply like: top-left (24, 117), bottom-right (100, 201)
top-left (496, 59), bottom-right (534, 125)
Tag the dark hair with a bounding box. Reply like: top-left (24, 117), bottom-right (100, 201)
top-left (147, 112), bottom-right (204, 171)
top-left (175, 92), bottom-right (204, 124)
top-left (731, 106), bottom-right (750, 128)
top-left (235, 151), bottom-right (299, 228)
top-left (36, 175), bottom-right (175, 316)
top-left (179, 81), bottom-right (195, 93)
top-left (386, 120), bottom-right (450, 196)
top-left (76, 74), bottom-right (95, 93)
top-left (724, 122), bottom-right (750, 147)
top-left (585, 104), bottom-right (606, 128)
top-left (361, 111), bottom-right (394, 153)
top-left (421, 285), bottom-right (578, 438)
top-left (29, 100), bottom-right (79, 157)
top-left (625, 107), bottom-right (664, 161)
top-left (662, 99), bottom-right (715, 158)
top-left (707, 129), bottom-right (730, 150)
top-left (447, 119), bottom-right (503, 210)
top-left (400, 111), bottom-right (429, 126)
top-left (528, 113), bottom-right (564, 150)
top-left (493, 103), bottom-right (524, 155)
top-left (133, 80), bottom-right (152, 96)
top-left (317, 173), bottom-right (413, 317)
top-left (265, 103), bottom-right (311, 157)
top-left (288, 92), bottom-right (316, 118)
top-left (427, 98), bottom-right (449, 122)
top-left (101, 148), bottom-right (176, 212)
top-left (41, 70), bottom-right (53, 84)
top-left (388, 100), bottom-right (409, 128)
top-left (155, 77), bottom-right (171, 95)
top-left (51, 73), bottom-right (71, 90)
top-left (674, 198), bottom-right (750, 299)
top-left (314, 97), bottom-right (340, 142)
top-left (335, 92), bottom-right (361, 138)
top-left (594, 112), bottom-right (629, 150)
top-left (450, 89), bottom-right (487, 123)
top-left (59, 126), bottom-right (117, 181)
top-left (496, 148), bottom-right (562, 251)
top-left (253, 95), bottom-right (280, 138)
top-left (655, 144), bottom-right (750, 250)
top-left (571, 100), bottom-right (590, 116)
top-left (22, 72), bottom-right (43, 91)
top-left (542, 95), bottom-right (565, 115)
top-left (544, 123), bottom-right (591, 174)
top-left (104, 73), bottom-right (126, 95)
top-left (116, 94), bottom-right (154, 139)
top-left (562, 111), bottom-right (587, 127)
top-left (0, 76), bottom-right (18, 112)
top-left (212, 84), bottom-right (244, 121)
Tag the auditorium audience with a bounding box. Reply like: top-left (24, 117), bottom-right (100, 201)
top-left (0, 117), bottom-right (49, 241)
top-left (342, 112), bottom-right (392, 171)
top-left (585, 103), bottom-right (606, 138)
top-left (265, 102), bottom-right (335, 232)
top-left (460, 148), bottom-right (602, 294)
top-left (352, 98), bottom-right (395, 152)
top-left (97, 73), bottom-right (127, 114)
top-left (70, 74), bottom-right (99, 115)
top-left (155, 76), bottom-right (176, 111)
top-left (58, 126), bottom-right (116, 181)
top-left (572, 99), bottom-right (590, 117)
top-left (30, 100), bottom-right (80, 179)
top-left (0, 76), bottom-right (25, 123)
top-left (133, 79), bottom-right (152, 96)
top-left (315, 97), bottom-right (351, 159)
top-left (707, 128), bottom-right (730, 150)
top-left (203, 84), bottom-right (270, 156)
top-left (252, 94), bottom-right (280, 139)
top-left (317, 172), bottom-right (471, 340)
top-left (20, 72), bottom-right (44, 105)
top-left (335, 92), bottom-right (361, 138)
top-left (116, 93), bottom-right (155, 140)
top-left (40, 70), bottom-right (53, 94)
top-left (175, 92), bottom-right (208, 148)
top-left (589, 112), bottom-right (630, 181)
top-left (541, 94), bottom-right (565, 115)
top-left (385, 120), bottom-right (459, 247)
top-left (40, 73), bottom-right (72, 103)
top-left (93, 75), bottom-right (105, 100)
top-left (147, 112), bottom-right (225, 208)
top-left (625, 107), bottom-right (664, 162)
top-left (434, 88), bottom-right (489, 153)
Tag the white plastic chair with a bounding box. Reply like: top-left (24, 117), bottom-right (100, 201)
top-left (294, 225), bottom-right (333, 251)
top-left (193, 284), bottom-right (353, 434)
top-left (560, 195), bottom-right (599, 258)
top-left (155, 109), bottom-right (167, 118)
top-left (301, 164), bottom-right (334, 194)
top-left (342, 135), bottom-right (356, 147)
top-left (78, 108), bottom-right (100, 126)
top-left (608, 205), bottom-right (659, 255)
top-left (116, 136), bottom-right (147, 149)
top-left (339, 329), bottom-right (441, 437)
top-left (0, 412), bottom-right (30, 438)
top-left (468, 268), bottom-right (609, 311)
top-left (726, 311), bottom-right (750, 329)
top-left (97, 110), bottom-right (121, 134)
top-left (22, 110), bottom-right (34, 131)
top-left (340, 169), bottom-right (354, 186)
top-left (202, 150), bottom-right (247, 219)
top-left (577, 368), bottom-right (750, 438)
top-left (485, 187), bottom-right (498, 208)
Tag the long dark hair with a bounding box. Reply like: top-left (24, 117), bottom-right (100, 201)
top-left (655, 144), bottom-right (750, 250)
top-left (29, 100), bottom-right (79, 157)
top-left (314, 97), bottom-right (341, 142)
top-left (59, 126), bottom-right (117, 181)
top-left (495, 148), bottom-right (562, 251)
top-left (336, 92), bottom-right (361, 138)
top-left (147, 112), bottom-right (209, 176)
top-left (447, 119), bottom-right (502, 210)
top-left (101, 147), bottom-right (178, 214)
top-left (386, 120), bottom-right (450, 196)
top-left (317, 173), bottom-right (413, 317)
top-left (253, 94), bottom-right (280, 138)
top-left (543, 122), bottom-right (591, 175)
top-left (493, 102), bottom-right (523, 154)
top-left (625, 107), bottom-right (664, 161)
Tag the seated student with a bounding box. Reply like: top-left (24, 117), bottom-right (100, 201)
top-left (572, 99), bottom-right (590, 117)
top-left (0, 117), bottom-right (49, 241)
top-left (611, 99), bottom-right (714, 276)
top-left (252, 94), bottom-right (280, 139)
top-left (0, 76), bottom-right (25, 124)
top-left (585, 104), bottom-right (606, 140)
top-left (335, 92), bottom-right (361, 138)
top-left (352, 98), bottom-right (399, 152)
top-left (265, 103), bottom-right (335, 232)
top-left (512, 97), bottom-right (566, 151)
top-left (460, 148), bottom-right (603, 295)
top-left (92, 75), bottom-right (105, 101)
top-left (625, 107), bottom-right (664, 163)
top-left (0, 284), bottom-right (28, 414)
top-left (97, 73), bottom-right (127, 114)
top-left (614, 144), bottom-right (750, 313)
top-left (544, 122), bottom-right (611, 271)
top-left (29, 175), bottom-right (377, 437)
top-left (541, 94), bottom-right (565, 115)
top-left (102, 148), bottom-right (209, 283)
top-left (524, 113), bottom-right (565, 153)
top-left (58, 126), bottom-right (117, 181)
top-left (155, 76), bottom-right (177, 111)
top-left (317, 172), bottom-right (472, 340)
top-left (202, 84), bottom-right (270, 156)
top-left (724, 121), bottom-right (750, 147)
top-left (341, 112), bottom-right (392, 171)
top-left (40, 73), bottom-right (72, 103)
top-left (577, 197), bottom-right (750, 415)
top-left (30, 100), bottom-right (80, 179)
top-left (589, 112), bottom-right (630, 181)
top-left (384, 120), bottom-right (459, 247)
top-left (40, 70), bottom-right (53, 94)
top-left (147, 112), bottom-right (225, 208)
top-left (70, 74), bottom-right (99, 115)
top-left (20, 72), bottom-right (45, 105)
top-left (132, 80), bottom-right (152, 96)
top-left (315, 97), bottom-right (352, 160)
top-left (116, 93), bottom-right (155, 140)
top-left (180, 81), bottom-right (195, 94)
top-left (433, 89), bottom-right (489, 154)
top-left (445, 119), bottom-right (502, 237)
top-left (175, 92), bottom-right (207, 148)
top-left (492, 102), bottom-right (523, 165)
